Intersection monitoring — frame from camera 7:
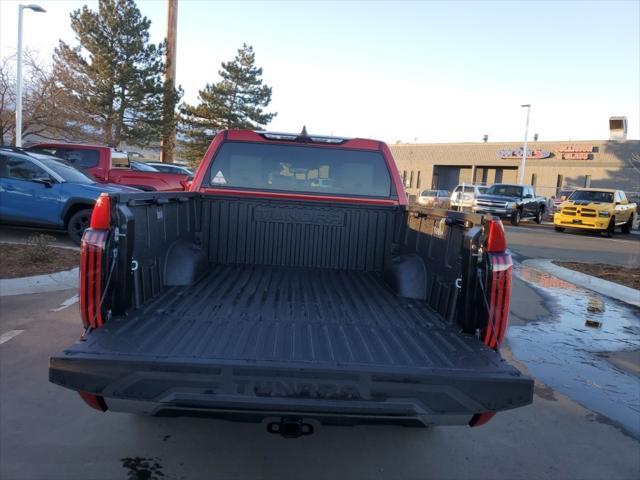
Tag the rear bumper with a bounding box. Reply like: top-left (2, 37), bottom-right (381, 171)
top-left (49, 355), bottom-right (533, 426)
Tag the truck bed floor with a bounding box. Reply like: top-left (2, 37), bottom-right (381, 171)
top-left (76, 265), bottom-right (505, 373)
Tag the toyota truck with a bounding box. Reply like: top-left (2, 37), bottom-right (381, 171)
top-left (473, 184), bottom-right (546, 226)
top-left (28, 143), bottom-right (189, 192)
top-left (49, 129), bottom-right (533, 437)
top-left (554, 188), bottom-right (636, 237)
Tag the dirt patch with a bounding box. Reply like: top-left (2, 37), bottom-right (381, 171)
top-left (554, 261), bottom-right (640, 290)
top-left (0, 243), bottom-right (79, 279)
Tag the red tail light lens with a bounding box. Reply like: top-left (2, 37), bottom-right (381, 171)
top-left (486, 219), bottom-right (506, 253)
top-left (469, 412), bottom-right (496, 427)
top-left (483, 253), bottom-right (513, 349)
top-left (90, 193), bottom-right (111, 230)
top-left (78, 392), bottom-right (107, 411)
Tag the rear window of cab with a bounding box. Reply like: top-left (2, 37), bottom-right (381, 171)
top-left (205, 142), bottom-right (392, 198)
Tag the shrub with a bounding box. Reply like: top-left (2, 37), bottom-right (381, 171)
top-left (24, 233), bottom-right (57, 263)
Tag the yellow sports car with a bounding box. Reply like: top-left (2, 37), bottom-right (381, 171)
top-left (554, 188), bottom-right (636, 237)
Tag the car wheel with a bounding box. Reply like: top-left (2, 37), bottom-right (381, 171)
top-left (621, 214), bottom-right (633, 234)
top-left (510, 209), bottom-right (521, 226)
top-left (67, 209), bottom-right (92, 245)
top-left (554, 226), bottom-right (565, 232)
top-left (535, 207), bottom-right (544, 224)
top-left (603, 217), bottom-right (615, 238)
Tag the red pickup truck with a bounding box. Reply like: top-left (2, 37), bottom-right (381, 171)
top-left (29, 143), bottom-right (189, 192)
top-left (49, 129), bottom-right (532, 437)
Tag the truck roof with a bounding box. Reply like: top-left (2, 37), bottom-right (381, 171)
top-left (574, 187), bottom-right (618, 193)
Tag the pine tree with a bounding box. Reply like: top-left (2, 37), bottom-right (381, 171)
top-left (53, 0), bottom-right (180, 147)
top-left (180, 44), bottom-right (276, 162)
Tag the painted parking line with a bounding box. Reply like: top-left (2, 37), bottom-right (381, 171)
top-left (0, 330), bottom-right (24, 345)
top-left (51, 294), bottom-right (79, 312)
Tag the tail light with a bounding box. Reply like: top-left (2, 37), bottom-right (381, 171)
top-left (482, 219), bottom-right (511, 349)
top-left (90, 193), bottom-right (111, 230)
top-left (180, 179), bottom-right (192, 191)
top-left (483, 253), bottom-right (512, 349)
top-left (81, 194), bottom-right (111, 330)
top-left (486, 219), bottom-right (506, 253)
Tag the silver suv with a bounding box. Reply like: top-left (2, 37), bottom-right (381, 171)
top-left (450, 184), bottom-right (488, 209)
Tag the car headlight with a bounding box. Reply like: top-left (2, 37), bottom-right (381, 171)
top-left (598, 211), bottom-right (610, 217)
top-left (473, 199), bottom-right (478, 206)
top-left (506, 202), bottom-right (516, 209)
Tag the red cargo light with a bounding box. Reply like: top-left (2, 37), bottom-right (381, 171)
top-left (486, 219), bottom-right (506, 253)
top-left (90, 193), bottom-right (111, 230)
top-left (78, 392), bottom-right (107, 411)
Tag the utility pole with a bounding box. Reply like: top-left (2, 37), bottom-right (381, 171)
top-left (160, 0), bottom-right (178, 163)
top-left (15, 4), bottom-right (46, 147)
top-left (518, 104), bottom-right (531, 184)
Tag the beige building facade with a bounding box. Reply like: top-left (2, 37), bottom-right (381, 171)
top-left (390, 139), bottom-right (640, 200)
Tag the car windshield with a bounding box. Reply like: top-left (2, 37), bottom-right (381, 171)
top-left (206, 142), bottom-right (392, 197)
top-left (484, 185), bottom-right (523, 197)
top-left (130, 161), bottom-right (158, 172)
top-left (38, 157), bottom-right (94, 184)
top-left (569, 190), bottom-right (614, 203)
top-left (421, 190), bottom-right (437, 196)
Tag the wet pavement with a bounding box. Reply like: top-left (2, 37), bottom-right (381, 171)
top-left (507, 262), bottom-right (640, 438)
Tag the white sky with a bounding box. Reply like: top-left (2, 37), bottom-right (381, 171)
top-left (1, 0), bottom-right (638, 143)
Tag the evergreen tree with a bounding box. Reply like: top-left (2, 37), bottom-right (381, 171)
top-left (53, 0), bottom-right (180, 147)
top-left (180, 44), bottom-right (276, 162)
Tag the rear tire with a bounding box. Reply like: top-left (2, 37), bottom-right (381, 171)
top-left (534, 207), bottom-right (544, 224)
top-left (510, 209), bottom-right (521, 226)
top-left (621, 215), bottom-right (633, 234)
top-left (554, 226), bottom-right (565, 232)
top-left (67, 209), bottom-right (92, 245)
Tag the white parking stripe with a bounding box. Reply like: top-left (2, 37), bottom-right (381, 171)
top-left (0, 330), bottom-right (24, 345)
top-left (51, 294), bottom-right (79, 312)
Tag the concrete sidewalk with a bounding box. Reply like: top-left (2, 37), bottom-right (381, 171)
top-left (523, 258), bottom-right (640, 307)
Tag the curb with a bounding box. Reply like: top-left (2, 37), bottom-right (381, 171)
top-left (0, 268), bottom-right (79, 297)
top-left (522, 259), bottom-right (640, 307)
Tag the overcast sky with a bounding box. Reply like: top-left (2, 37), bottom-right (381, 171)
top-left (1, 0), bottom-right (638, 143)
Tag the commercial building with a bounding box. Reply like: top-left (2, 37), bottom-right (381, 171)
top-left (390, 117), bottom-right (639, 200)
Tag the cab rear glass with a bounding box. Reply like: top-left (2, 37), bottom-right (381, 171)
top-left (205, 142), bottom-right (392, 198)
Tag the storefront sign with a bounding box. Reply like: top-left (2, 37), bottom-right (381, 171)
top-left (497, 148), bottom-right (551, 159)
top-left (556, 145), bottom-right (593, 160)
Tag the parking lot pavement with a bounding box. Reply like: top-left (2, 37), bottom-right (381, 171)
top-left (504, 223), bottom-right (640, 265)
top-left (1, 288), bottom-right (639, 480)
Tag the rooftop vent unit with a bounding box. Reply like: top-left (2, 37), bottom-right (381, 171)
top-left (609, 116), bottom-right (627, 141)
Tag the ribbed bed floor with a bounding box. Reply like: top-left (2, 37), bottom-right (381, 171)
top-left (76, 265), bottom-right (502, 371)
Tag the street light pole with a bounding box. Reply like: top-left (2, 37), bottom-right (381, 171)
top-left (15, 4), bottom-right (46, 147)
top-left (518, 104), bottom-right (531, 184)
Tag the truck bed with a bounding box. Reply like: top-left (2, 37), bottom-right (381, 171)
top-left (66, 264), bottom-right (503, 372)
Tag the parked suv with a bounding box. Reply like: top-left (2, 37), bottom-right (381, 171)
top-left (450, 184), bottom-right (488, 209)
top-left (0, 148), bottom-right (139, 244)
top-left (417, 189), bottom-right (451, 208)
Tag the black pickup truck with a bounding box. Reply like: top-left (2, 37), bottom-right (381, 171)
top-left (49, 130), bottom-right (532, 437)
top-left (473, 184), bottom-right (547, 226)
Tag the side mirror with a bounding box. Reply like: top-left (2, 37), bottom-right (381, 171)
top-left (524, 193), bottom-right (533, 199)
top-left (32, 177), bottom-right (54, 188)
top-left (560, 195), bottom-right (567, 201)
